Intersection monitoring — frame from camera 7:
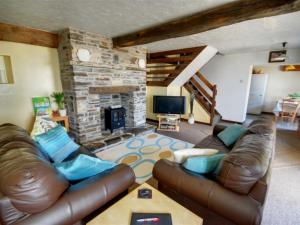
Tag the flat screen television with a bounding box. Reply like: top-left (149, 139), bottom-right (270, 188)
top-left (153, 96), bottom-right (186, 115)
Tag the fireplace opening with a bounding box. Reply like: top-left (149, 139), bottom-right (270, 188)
top-left (105, 106), bottom-right (126, 133)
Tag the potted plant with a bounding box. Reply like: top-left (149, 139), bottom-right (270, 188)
top-left (188, 91), bottom-right (196, 124)
top-left (51, 92), bottom-right (66, 116)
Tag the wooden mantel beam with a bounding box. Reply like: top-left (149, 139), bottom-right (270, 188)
top-left (0, 22), bottom-right (58, 48)
top-left (113, 0), bottom-right (300, 47)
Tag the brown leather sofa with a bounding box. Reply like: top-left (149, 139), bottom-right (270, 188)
top-left (153, 117), bottom-right (276, 225)
top-left (0, 123), bottom-right (135, 225)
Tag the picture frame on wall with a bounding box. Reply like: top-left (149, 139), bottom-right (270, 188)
top-left (268, 50), bottom-right (286, 63)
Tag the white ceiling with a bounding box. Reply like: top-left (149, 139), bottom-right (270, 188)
top-left (0, 0), bottom-right (300, 54)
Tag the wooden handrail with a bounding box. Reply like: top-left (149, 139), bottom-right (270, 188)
top-left (184, 83), bottom-right (211, 113)
top-left (186, 72), bottom-right (218, 125)
top-left (190, 78), bottom-right (213, 103)
top-left (196, 72), bottom-right (214, 90)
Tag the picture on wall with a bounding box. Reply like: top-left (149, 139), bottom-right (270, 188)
top-left (268, 50), bottom-right (287, 63)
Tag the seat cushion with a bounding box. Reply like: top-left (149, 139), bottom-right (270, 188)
top-left (63, 146), bottom-right (94, 162)
top-left (217, 134), bottom-right (273, 194)
top-left (35, 125), bottom-right (80, 163)
top-left (54, 154), bottom-right (116, 181)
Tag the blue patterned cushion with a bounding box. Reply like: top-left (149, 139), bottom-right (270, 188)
top-left (35, 125), bottom-right (79, 162)
top-left (54, 154), bottom-right (116, 181)
top-left (183, 154), bottom-right (225, 174)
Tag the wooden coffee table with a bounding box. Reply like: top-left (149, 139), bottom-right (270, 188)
top-left (87, 183), bottom-right (203, 225)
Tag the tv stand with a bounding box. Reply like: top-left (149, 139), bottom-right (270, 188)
top-left (157, 114), bottom-right (180, 132)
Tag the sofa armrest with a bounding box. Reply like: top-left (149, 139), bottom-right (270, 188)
top-left (15, 164), bottom-right (135, 225)
top-left (153, 159), bottom-right (262, 225)
top-left (212, 124), bottom-right (227, 136)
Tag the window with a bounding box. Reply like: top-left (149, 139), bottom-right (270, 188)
top-left (0, 56), bottom-right (14, 84)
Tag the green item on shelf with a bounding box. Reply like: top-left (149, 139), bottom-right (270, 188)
top-left (288, 93), bottom-right (300, 98)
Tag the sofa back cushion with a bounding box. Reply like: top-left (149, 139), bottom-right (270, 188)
top-left (0, 124), bottom-right (35, 148)
top-left (247, 117), bottom-right (275, 137)
top-left (217, 133), bottom-right (273, 194)
top-left (0, 124), bottom-right (69, 214)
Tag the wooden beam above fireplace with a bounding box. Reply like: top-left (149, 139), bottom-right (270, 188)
top-left (89, 86), bottom-right (140, 94)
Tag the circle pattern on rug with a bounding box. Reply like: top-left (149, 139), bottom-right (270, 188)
top-left (121, 155), bottom-right (139, 165)
top-left (147, 133), bottom-right (158, 139)
top-left (139, 144), bottom-right (161, 155)
top-left (126, 138), bottom-right (144, 149)
top-left (155, 136), bottom-right (174, 146)
top-left (132, 159), bottom-right (156, 179)
top-left (115, 152), bottom-right (142, 165)
top-left (169, 141), bottom-right (189, 151)
top-left (159, 150), bottom-right (173, 159)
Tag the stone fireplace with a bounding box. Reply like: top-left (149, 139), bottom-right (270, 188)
top-left (58, 28), bottom-right (146, 144)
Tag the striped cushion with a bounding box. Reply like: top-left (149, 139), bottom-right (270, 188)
top-left (35, 125), bottom-right (79, 163)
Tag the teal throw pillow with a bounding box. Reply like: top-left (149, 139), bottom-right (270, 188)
top-left (183, 154), bottom-right (225, 174)
top-left (35, 125), bottom-right (79, 162)
top-left (54, 154), bottom-right (116, 181)
top-left (217, 124), bottom-right (246, 147)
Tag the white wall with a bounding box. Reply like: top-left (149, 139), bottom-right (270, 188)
top-left (201, 48), bottom-right (300, 122)
top-left (0, 41), bottom-right (62, 130)
top-left (255, 65), bottom-right (300, 112)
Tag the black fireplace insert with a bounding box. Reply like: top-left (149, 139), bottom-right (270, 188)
top-left (105, 107), bottom-right (126, 133)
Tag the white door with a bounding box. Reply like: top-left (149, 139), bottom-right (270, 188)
top-left (247, 74), bottom-right (268, 114)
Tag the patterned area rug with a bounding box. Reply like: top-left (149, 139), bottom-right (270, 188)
top-left (96, 133), bottom-right (194, 184)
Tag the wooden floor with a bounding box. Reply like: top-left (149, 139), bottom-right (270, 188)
top-left (147, 120), bottom-right (213, 145)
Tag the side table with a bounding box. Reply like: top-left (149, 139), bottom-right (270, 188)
top-left (51, 116), bottom-right (69, 131)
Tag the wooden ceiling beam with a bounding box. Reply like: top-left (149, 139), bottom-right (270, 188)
top-left (113, 0), bottom-right (300, 47)
top-left (0, 22), bottom-right (58, 48)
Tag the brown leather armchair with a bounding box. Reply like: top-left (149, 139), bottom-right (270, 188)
top-left (153, 117), bottom-right (276, 225)
top-left (0, 124), bottom-right (135, 225)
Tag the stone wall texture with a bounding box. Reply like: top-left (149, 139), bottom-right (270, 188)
top-left (58, 28), bottom-right (146, 143)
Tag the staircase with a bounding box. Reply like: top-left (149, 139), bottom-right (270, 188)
top-left (184, 71), bottom-right (220, 125)
top-left (147, 46), bottom-right (205, 86)
top-left (146, 46), bottom-right (220, 125)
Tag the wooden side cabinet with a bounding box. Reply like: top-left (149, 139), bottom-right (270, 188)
top-left (157, 114), bottom-right (180, 132)
top-left (51, 116), bottom-right (69, 131)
